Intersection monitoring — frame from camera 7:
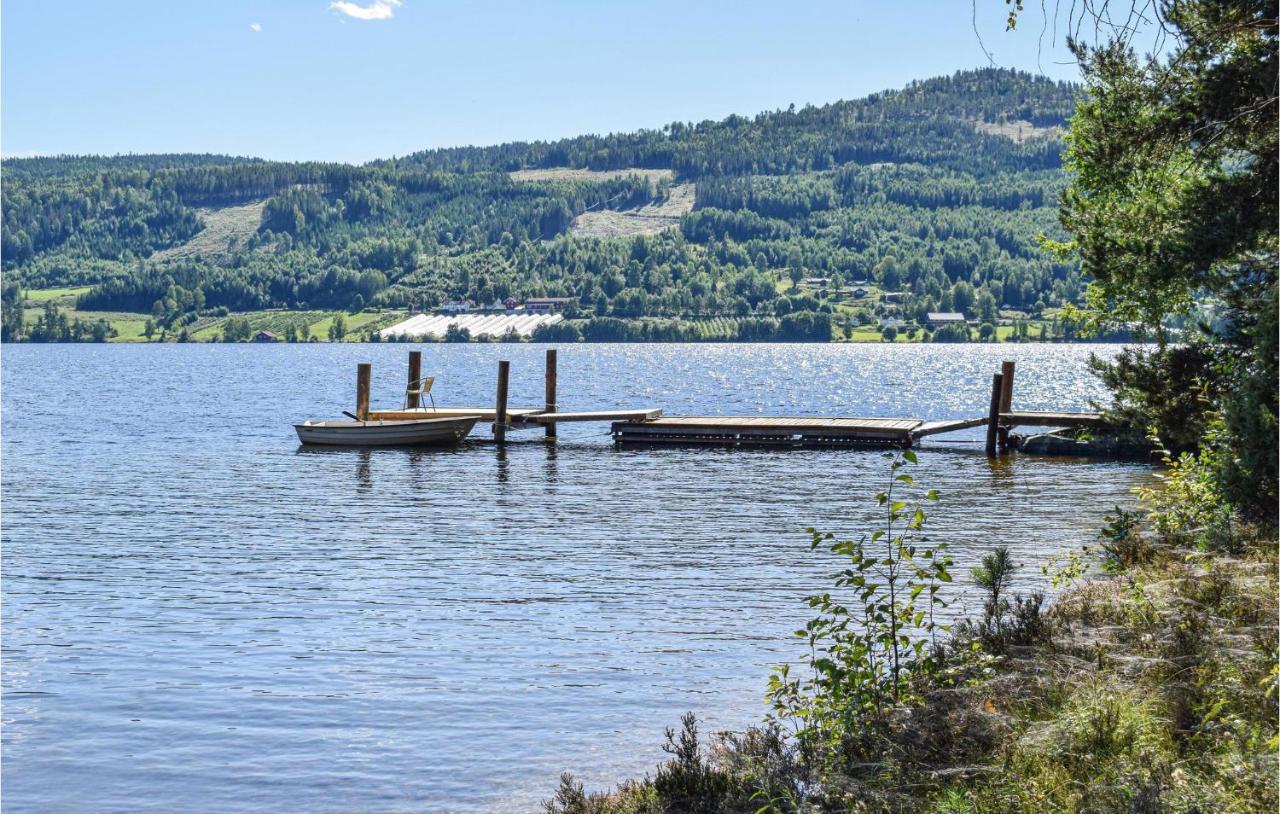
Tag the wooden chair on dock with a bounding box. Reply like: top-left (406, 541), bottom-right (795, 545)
top-left (404, 376), bottom-right (437, 411)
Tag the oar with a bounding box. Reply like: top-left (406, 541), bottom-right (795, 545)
top-left (343, 411), bottom-right (362, 421)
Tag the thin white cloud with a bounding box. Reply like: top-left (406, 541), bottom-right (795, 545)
top-left (329, 0), bottom-right (401, 21)
top-left (249, 22), bottom-right (262, 32)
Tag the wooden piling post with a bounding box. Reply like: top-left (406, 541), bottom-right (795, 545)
top-left (494, 360), bottom-right (510, 444)
top-left (544, 349), bottom-right (558, 439)
top-left (356, 363), bottom-right (371, 421)
top-left (999, 360), bottom-right (1015, 414)
top-left (406, 350), bottom-right (422, 409)
top-left (985, 372), bottom-right (1003, 456)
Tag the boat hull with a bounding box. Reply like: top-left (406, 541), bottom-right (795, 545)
top-left (294, 416), bottom-right (479, 447)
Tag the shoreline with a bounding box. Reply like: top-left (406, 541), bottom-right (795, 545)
top-left (544, 503), bottom-right (1277, 812)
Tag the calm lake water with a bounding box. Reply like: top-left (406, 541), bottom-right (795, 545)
top-left (2, 343), bottom-right (1150, 813)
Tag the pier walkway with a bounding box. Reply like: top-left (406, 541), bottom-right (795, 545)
top-left (346, 351), bottom-right (1107, 454)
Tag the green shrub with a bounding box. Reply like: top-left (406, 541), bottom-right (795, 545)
top-left (767, 451), bottom-right (954, 756)
top-left (652, 714), bottom-right (730, 813)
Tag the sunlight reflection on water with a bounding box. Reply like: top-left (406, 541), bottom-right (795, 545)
top-left (2, 343), bottom-right (1150, 812)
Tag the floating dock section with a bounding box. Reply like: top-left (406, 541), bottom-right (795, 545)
top-left (611, 416), bottom-right (922, 448)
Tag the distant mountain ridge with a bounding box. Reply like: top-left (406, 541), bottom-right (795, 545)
top-left (2, 68), bottom-right (1087, 341)
top-left (6, 69), bottom-right (1076, 180)
top-left (388, 69), bottom-right (1076, 177)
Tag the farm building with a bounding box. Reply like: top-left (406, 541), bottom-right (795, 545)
top-left (524, 297), bottom-right (577, 313)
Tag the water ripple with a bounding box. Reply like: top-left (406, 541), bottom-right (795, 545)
top-left (2, 343), bottom-right (1150, 812)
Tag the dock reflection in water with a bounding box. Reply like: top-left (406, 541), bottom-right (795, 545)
top-left (2, 343), bottom-right (1152, 813)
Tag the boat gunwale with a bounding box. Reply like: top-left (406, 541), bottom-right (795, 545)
top-left (295, 416), bottom-right (483, 430)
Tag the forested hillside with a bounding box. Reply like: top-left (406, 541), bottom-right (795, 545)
top-left (1, 68), bottom-right (1086, 341)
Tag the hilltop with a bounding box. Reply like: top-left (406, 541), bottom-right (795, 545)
top-left (1, 68), bottom-right (1087, 342)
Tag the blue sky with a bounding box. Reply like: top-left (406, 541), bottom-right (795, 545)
top-left (3, 1), bottom-right (1088, 163)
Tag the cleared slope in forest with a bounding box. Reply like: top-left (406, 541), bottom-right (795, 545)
top-left (152, 200), bottom-right (265, 262)
top-left (570, 182), bottom-right (696, 238)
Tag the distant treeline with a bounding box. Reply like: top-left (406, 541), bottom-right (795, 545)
top-left (388, 70), bottom-right (1074, 178)
top-left (2, 68), bottom-right (1087, 341)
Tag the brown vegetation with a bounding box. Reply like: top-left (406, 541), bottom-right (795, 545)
top-left (152, 200), bottom-right (266, 262)
top-left (545, 516), bottom-right (1277, 813)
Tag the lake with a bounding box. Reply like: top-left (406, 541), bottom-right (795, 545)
top-left (2, 343), bottom-right (1150, 812)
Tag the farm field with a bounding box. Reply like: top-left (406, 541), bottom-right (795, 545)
top-left (19, 288), bottom-right (406, 342)
top-left (17, 288), bottom-right (1053, 344)
top-left (186, 309), bottom-right (399, 342)
top-left (24, 286), bottom-right (92, 303)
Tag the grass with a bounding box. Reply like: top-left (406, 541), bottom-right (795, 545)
top-left (22, 306), bottom-right (152, 341)
top-left (543, 503), bottom-right (1278, 813)
top-left (847, 326), bottom-right (891, 342)
top-left (17, 302), bottom-right (408, 343)
top-left (189, 310), bottom-right (332, 341)
top-left (25, 286), bottom-right (92, 303)
top-left (24, 287), bottom-right (153, 341)
top-left (835, 324), bottom-right (1050, 343)
top-left (184, 309), bottom-right (402, 342)
top-left (94, 313), bottom-right (151, 341)
top-left (308, 310), bottom-right (387, 340)
top-left (11, 291), bottom-right (1056, 345)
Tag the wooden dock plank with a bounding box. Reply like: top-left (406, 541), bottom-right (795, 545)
top-left (530, 408), bottom-right (662, 423)
top-left (1000, 410), bottom-right (1106, 427)
top-left (912, 417), bottom-right (989, 438)
top-left (635, 416), bottom-right (924, 431)
top-left (612, 415), bottom-right (923, 449)
top-left (368, 407), bottom-right (540, 422)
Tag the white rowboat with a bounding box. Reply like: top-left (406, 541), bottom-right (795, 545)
top-left (294, 416), bottom-right (479, 447)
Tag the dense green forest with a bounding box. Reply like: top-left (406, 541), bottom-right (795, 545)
top-left (1, 69), bottom-right (1086, 341)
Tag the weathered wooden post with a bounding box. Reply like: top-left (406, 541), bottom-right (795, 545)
top-left (494, 359), bottom-right (510, 444)
top-left (997, 361), bottom-right (1015, 452)
top-left (544, 348), bottom-right (558, 439)
top-left (999, 360), bottom-right (1016, 414)
top-left (356, 363), bottom-right (371, 421)
top-left (406, 349), bottom-right (422, 409)
top-left (985, 372), bottom-right (1003, 457)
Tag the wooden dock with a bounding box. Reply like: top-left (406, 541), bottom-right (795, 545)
top-left (912, 417), bottom-right (989, 439)
top-left (1000, 410), bottom-right (1106, 427)
top-left (612, 416), bottom-right (921, 448)
top-left (530, 408), bottom-right (662, 424)
top-left (609, 411), bottom-right (1107, 449)
top-left (342, 351), bottom-right (1109, 456)
top-left (369, 407), bottom-right (541, 422)
top-left (369, 407), bottom-right (662, 424)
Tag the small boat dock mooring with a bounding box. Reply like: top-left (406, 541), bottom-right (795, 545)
top-left (343, 351), bottom-right (1106, 456)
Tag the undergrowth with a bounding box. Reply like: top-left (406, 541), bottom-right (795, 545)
top-left (546, 452), bottom-right (1278, 814)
